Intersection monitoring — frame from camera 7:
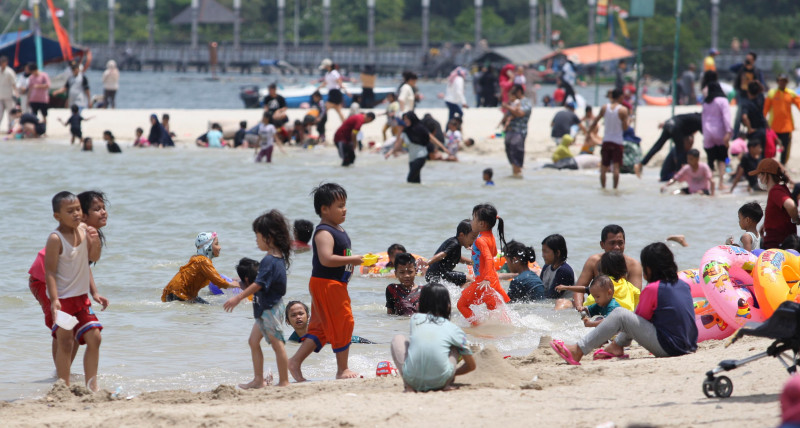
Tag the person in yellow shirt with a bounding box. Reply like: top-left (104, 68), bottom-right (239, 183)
top-left (555, 251), bottom-right (640, 311)
top-left (764, 74), bottom-right (800, 165)
top-left (703, 49), bottom-right (718, 72)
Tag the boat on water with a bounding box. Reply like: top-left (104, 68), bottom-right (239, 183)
top-left (240, 84), bottom-right (397, 108)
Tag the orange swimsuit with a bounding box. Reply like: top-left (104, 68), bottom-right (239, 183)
top-left (161, 255), bottom-right (234, 302)
top-left (457, 231), bottom-right (510, 322)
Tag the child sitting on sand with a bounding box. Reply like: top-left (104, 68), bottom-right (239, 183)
top-left (725, 202), bottom-right (762, 251)
top-left (578, 275), bottom-right (619, 328)
top-left (661, 149), bottom-right (714, 196)
top-left (160, 232), bottom-right (239, 304)
top-left (292, 219), bottom-right (314, 253)
top-left (504, 241), bottom-right (545, 302)
top-left (390, 283), bottom-right (476, 392)
top-left (224, 210), bottom-right (293, 388)
top-left (556, 251), bottom-right (639, 312)
top-left (385, 253), bottom-right (423, 315)
top-left (285, 301), bottom-right (375, 344)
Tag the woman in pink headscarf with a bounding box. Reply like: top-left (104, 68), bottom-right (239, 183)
top-left (444, 67), bottom-right (468, 122)
top-left (498, 63), bottom-right (516, 105)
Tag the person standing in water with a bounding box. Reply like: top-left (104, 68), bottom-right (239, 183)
top-left (590, 89), bottom-right (629, 189)
top-left (502, 85), bottom-right (532, 178)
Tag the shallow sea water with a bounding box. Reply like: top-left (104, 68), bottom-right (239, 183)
top-left (0, 140), bottom-right (760, 400)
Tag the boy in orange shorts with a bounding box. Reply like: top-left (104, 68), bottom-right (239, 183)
top-left (288, 183), bottom-right (364, 381)
top-left (44, 191), bottom-right (104, 391)
top-left (457, 203), bottom-right (511, 324)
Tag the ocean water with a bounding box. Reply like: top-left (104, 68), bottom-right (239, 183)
top-left (44, 68), bottom-right (613, 109)
top-left (0, 140), bottom-right (756, 401)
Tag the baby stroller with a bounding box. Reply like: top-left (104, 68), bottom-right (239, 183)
top-left (703, 301), bottom-right (800, 398)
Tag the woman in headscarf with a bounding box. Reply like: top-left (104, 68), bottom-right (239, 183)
top-left (444, 67), bottom-right (468, 122)
top-left (386, 112), bottom-right (450, 183)
top-left (147, 114), bottom-right (174, 147)
top-left (498, 63), bottom-right (516, 106)
top-left (101, 60), bottom-right (119, 109)
top-left (702, 81), bottom-right (732, 190)
top-left (161, 232), bottom-right (239, 304)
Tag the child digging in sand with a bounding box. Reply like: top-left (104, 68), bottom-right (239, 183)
top-left (289, 183), bottom-right (364, 381)
top-left (44, 191), bottom-right (104, 391)
top-left (160, 232), bottom-right (239, 304)
top-left (224, 210), bottom-right (293, 388)
top-left (391, 283), bottom-right (476, 392)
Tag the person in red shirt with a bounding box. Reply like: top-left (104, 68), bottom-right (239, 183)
top-left (333, 112), bottom-right (375, 166)
top-left (750, 158), bottom-right (799, 249)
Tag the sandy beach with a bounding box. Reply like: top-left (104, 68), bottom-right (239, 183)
top-left (4, 105), bottom-right (800, 427)
top-left (0, 335), bottom-right (786, 427)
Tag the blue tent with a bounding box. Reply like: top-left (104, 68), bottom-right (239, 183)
top-left (0, 30), bottom-right (88, 71)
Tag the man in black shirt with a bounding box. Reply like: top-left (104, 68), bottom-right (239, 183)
top-left (641, 112), bottom-right (703, 181)
top-left (12, 108), bottom-right (46, 137)
top-left (424, 220), bottom-right (476, 287)
top-left (741, 81), bottom-right (767, 149)
top-left (262, 83), bottom-right (288, 127)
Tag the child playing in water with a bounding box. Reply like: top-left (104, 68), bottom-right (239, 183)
top-left (391, 283), bottom-right (476, 392)
top-left (133, 127), bottom-right (149, 147)
top-left (285, 301), bottom-right (375, 344)
top-left (457, 203), bottom-right (511, 324)
top-left (557, 251), bottom-right (639, 311)
top-left (160, 232), bottom-right (239, 304)
top-left (504, 241), bottom-right (545, 302)
top-left (292, 219), bottom-right (314, 253)
top-left (385, 253), bottom-right (423, 315)
top-left (386, 243), bottom-right (407, 271)
top-left (82, 137), bottom-right (93, 151)
top-left (44, 191), bottom-right (104, 390)
top-left (205, 123), bottom-right (226, 148)
top-left (255, 111), bottom-right (285, 163)
top-left (289, 183), bottom-right (364, 381)
top-left (103, 130), bottom-right (121, 153)
top-left (445, 119), bottom-right (462, 161)
top-left (540, 234), bottom-right (575, 309)
top-left (580, 107), bottom-right (602, 155)
top-left (661, 149), bottom-right (714, 196)
top-left (383, 92), bottom-right (401, 140)
top-left (424, 219), bottom-right (475, 287)
top-left (58, 105), bottom-right (91, 145)
top-left (483, 168), bottom-right (494, 186)
top-left (224, 210), bottom-right (292, 388)
top-left (725, 202), bottom-right (763, 251)
top-left (578, 275), bottom-right (620, 328)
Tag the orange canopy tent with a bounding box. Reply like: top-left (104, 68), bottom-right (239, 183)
top-left (544, 42), bottom-right (633, 65)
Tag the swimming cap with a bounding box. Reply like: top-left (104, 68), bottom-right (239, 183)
top-left (196, 232), bottom-right (217, 259)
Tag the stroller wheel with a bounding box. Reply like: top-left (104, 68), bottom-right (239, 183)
top-left (713, 376), bottom-right (733, 398)
top-left (702, 378), bottom-right (716, 398)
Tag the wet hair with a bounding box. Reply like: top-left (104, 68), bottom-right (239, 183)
top-left (293, 219), bottom-right (314, 244)
top-left (483, 168), bottom-right (493, 179)
top-left (135, 127), bottom-right (143, 134)
top-left (394, 252), bottom-right (416, 267)
top-left (78, 190), bottom-right (108, 246)
top-left (504, 240), bottom-right (536, 263)
top-left (590, 275), bottom-right (615, 293)
top-left (418, 282), bottom-right (451, 321)
top-left (473, 203), bottom-right (506, 250)
top-left (252, 209), bottom-right (292, 268)
top-left (739, 202), bottom-right (763, 223)
top-left (211, 123), bottom-right (222, 131)
top-left (311, 182), bottom-right (347, 216)
top-left (640, 242), bottom-right (678, 283)
top-left (541, 234), bottom-right (568, 263)
top-left (162, 113), bottom-right (170, 120)
top-left (599, 251), bottom-right (627, 280)
top-left (456, 219), bottom-right (472, 237)
top-left (235, 257), bottom-right (259, 285)
top-left (284, 300), bottom-right (309, 323)
top-left (748, 81), bottom-right (762, 96)
top-left (268, 83), bottom-right (277, 90)
top-left (610, 88), bottom-right (623, 99)
top-left (780, 235), bottom-right (800, 252)
top-left (70, 105), bottom-right (79, 113)
top-left (103, 130), bottom-right (114, 141)
top-left (365, 112), bottom-right (376, 121)
top-left (687, 148), bottom-right (700, 158)
top-left (601, 224), bottom-right (625, 243)
top-left (386, 243), bottom-right (407, 266)
top-left (239, 121), bottom-right (247, 128)
top-left (10, 108), bottom-right (20, 115)
top-left (52, 191), bottom-right (77, 213)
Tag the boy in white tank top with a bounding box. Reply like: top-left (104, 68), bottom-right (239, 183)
top-left (44, 191), bottom-right (104, 391)
top-left (589, 88), bottom-right (630, 189)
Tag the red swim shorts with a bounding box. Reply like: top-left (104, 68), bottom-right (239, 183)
top-left (29, 277), bottom-right (53, 330)
top-left (303, 277), bottom-right (354, 353)
top-left (601, 142), bottom-right (624, 167)
top-left (51, 294), bottom-right (103, 345)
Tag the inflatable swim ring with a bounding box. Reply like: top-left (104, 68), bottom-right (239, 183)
top-left (358, 252), bottom-right (428, 276)
top-left (700, 245), bottom-right (765, 329)
top-left (678, 268), bottom-right (705, 298)
top-left (693, 298), bottom-right (733, 342)
top-left (642, 94), bottom-right (672, 106)
top-left (753, 249), bottom-right (800, 318)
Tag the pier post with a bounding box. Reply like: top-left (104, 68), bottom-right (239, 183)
top-left (190, 0), bottom-right (199, 50)
top-left (108, 0), bottom-right (115, 49)
top-left (293, 0), bottom-right (299, 48)
top-left (710, 0), bottom-right (719, 51)
top-left (421, 0), bottom-right (429, 57)
top-left (233, 0), bottom-right (241, 51)
top-left (323, 0), bottom-right (330, 55)
top-left (68, 0), bottom-right (75, 43)
top-left (367, 0), bottom-right (375, 64)
top-left (148, 0), bottom-right (155, 49)
top-left (588, 0), bottom-right (596, 45)
top-left (474, 0), bottom-right (482, 50)
top-left (529, 0), bottom-right (537, 44)
top-left (278, 0), bottom-right (285, 61)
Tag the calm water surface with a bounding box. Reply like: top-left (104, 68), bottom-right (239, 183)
top-left (0, 140), bottom-right (759, 400)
